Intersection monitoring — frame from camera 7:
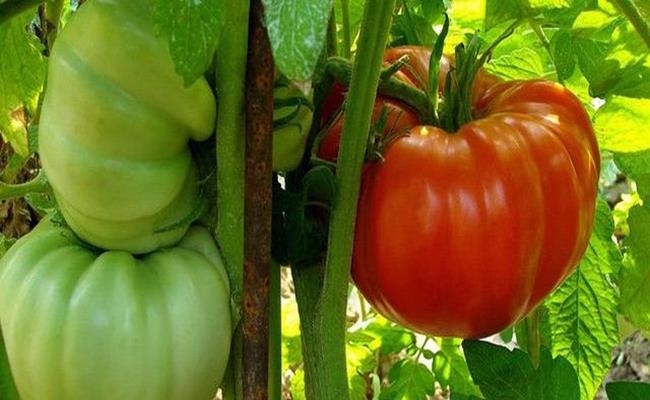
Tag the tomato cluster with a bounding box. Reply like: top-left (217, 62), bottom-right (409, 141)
top-left (318, 46), bottom-right (600, 338)
top-left (0, 1), bottom-right (232, 399)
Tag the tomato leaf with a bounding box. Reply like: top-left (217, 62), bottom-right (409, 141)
top-left (262, 0), bottom-right (333, 80)
top-left (151, 0), bottom-right (224, 85)
top-left (615, 149), bottom-right (650, 335)
top-left (462, 340), bottom-right (579, 400)
top-left (432, 338), bottom-right (481, 397)
top-left (542, 200), bottom-right (621, 400)
top-left (595, 96), bottom-right (650, 153)
top-left (484, 0), bottom-right (533, 31)
top-left (379, 358), bottom-right (435, 400)
top-left (606, 381), bottom-right (650, 400)
top-left (0, 10), bottom-right (45, 157)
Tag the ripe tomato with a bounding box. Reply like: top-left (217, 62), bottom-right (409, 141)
top-left (319, 47), bottom-right (600, 338)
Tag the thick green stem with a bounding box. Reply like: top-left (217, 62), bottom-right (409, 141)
top-left (0, 171), bottom-right (48, 201)
top-left (610, 0), bottom-right (650, 50)
top-left (292, 1), bottom-right (396, 399)
top-left (325, 57), bottom-right (434, 123)
top-left (525, 309), bottom-right (541, 368)
top-left (214, 1), bottom-right (249, 399)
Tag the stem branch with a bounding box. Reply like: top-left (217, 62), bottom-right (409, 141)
top-left (0, 171), bottom-right (49, 201)
top-left (610, 0), bottom-right (650, 50)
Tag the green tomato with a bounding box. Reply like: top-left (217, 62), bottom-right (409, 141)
top-left (38, 0), bottom-right (216, 253)
top-left (0, 218), bottom-right (231, 400)
top-left (273, 78), bottom-right (313, 171)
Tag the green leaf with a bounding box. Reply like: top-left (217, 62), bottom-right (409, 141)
top-left (462, 341), bottom-right (579, 400)
top-left (616, 150), bottom-right (650, 334)
top-left (484, 0), bottom-right (533, 31)
top-left (263, 0), bottom-right (334, 80)
top-left (606, 381), bottom-right (650, 400)
top-left (151, 0), bottom-right (224, 85)
top-left (432, 337), bottom-right (481, 397)
top-left (463, 340), bottom-right (535, 399)
top-left (487, 28), bottom-right (552, 80)
top-left (380, 358), bottom-right (435, 400)
top-left (606, 57), bottom-right (650, 98)
top-left (595, 96), bottom-right (650, 153)
top-left (542, 200), bottom-right (621, 400)
top-left (550, 29), bottom-right (576, 81)
top-left (0, 9), bottom-right (45, 157)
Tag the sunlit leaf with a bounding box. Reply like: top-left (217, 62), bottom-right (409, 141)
top-left (542, 200), bottom-right (621, 400)
top-left (0, 9), bottom-right (45, 157)
top-left (152, 0), bottom-right (223, 85)
top-left (595, 96), bottom-right (650, 153)
top-left (263, 0), bottom-right (334, 80)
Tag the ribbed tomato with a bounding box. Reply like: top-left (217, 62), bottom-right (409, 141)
top-left (319, 47), bottom-right (600, 338)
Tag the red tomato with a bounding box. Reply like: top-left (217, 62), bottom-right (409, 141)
top-left (317, 97), bottom-right (420, 162)
top-left (318, 47), bottom-right (600, 338)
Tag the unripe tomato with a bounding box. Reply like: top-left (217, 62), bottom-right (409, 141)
top-left (0, 219), bottom-right (232, 400)
top-left (38, 0), bottom-right (216, 254)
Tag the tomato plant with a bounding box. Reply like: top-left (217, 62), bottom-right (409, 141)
top-left (0, 219), bottom-right (232, 400)
top-left (1, 0), bottom-right (650, 399)
top-left (38, 0), bottom-right (216, 254)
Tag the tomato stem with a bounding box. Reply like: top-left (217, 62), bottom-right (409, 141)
top-left (325, 57), bottom-right (435, 123)
top-left (524, 308), bottom-right (541, 368)
top-left (439, 20), bottom-right (518, 132)
top-left (214, 0), bottom-right (250, 398)
top-left (340, 0), bottom-right (352, 58)
top-left (427, 13), bottom-right (449, 123)
top-left (610, 0), bottom-right (650, 50)
top-left (0, 170), bottom-right (49, 201)
top-left (292, 0), bottom-right (397, 398)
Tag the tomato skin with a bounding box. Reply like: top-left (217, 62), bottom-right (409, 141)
top-left (38, 0), bottom-right (216, 253)
top-left (351, 79), bottom-right (600, 338)
top-left (0, 219), bottom-right (232, 400)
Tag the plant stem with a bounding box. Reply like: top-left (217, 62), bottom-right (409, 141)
top-left (268, 263), bottom-right (282, 400)
top-left (525, 308), bottom-right (541, 368)
top-left (293, 1), bottom-right (396, 399)
top-left (327, 10), bottom-right (338, 57)
top-left (242, 0), bottom-right (274, 398)
top-left (0, 171), bottom-right (49, 201)
top-left (610, 0), bottom-right (650, 50)
top-left (0, 0), bottom-right (41, 25)
top-left (325, 57), bottom-right (434, 123)
top-left (214, 0), bottom-right (249, 398)
top-left (340, 0), bottom-right (352, 58)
